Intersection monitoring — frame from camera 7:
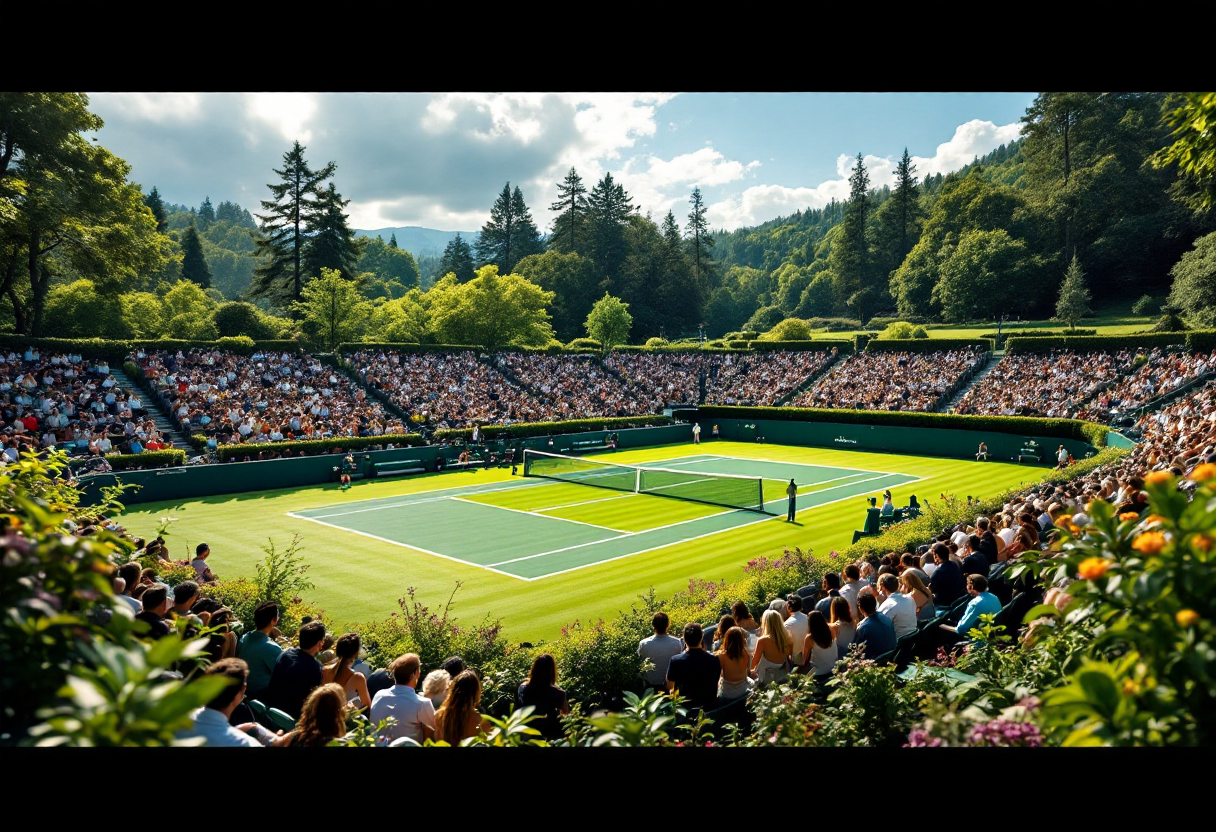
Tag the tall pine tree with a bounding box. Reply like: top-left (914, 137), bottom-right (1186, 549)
top-left (250, 141), bottom-right (336, 307)
top-left (143, 186), bottom-right (167, 232)
top-left (438, 233), bottom-right (476, 283)
top-left (179, 223), bottom-right (212, 289)
top-left (509, 186), bottom-right (545, 269)
top-left (686, 187), bottom-right (715, 293)
top-left (586, 173), bottom-right (634, 294)
top-left (549, 167), bottom-right (589, 254)
top-left (829, 153), bottom-right (873, 321)
top-left (302, 182), bottom-right (359, 281)
top-left (198, 196), bottom-right (215, 228)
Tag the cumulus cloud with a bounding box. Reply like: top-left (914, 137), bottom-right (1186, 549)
top-left (706, 119), bottom-right (1022, 230)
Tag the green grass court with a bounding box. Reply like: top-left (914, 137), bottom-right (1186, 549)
top-left (117, 441), bottom-right (1052, 640)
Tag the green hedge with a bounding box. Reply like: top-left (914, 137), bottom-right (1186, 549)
top-left (865, 337), bottom-right (994, 353)
top-left (747, 339), bottom-right (852, 353)
top-left (852, 334), bottom-right (876, 352)
top-left (106, 449), bottom-right (188, 470)
top-left (696, 405), bottom-right (1110, 446)
top-left (980, 329), bottom-right (1096, 348)
top-left (433, 415), bottom-right (672, 443)
top-left (0, 335), bottom-right (302, 362)
top-left (1004, 332), bottom-right (1196, 354)
top-left (213, 434), bottom-right (425, 462)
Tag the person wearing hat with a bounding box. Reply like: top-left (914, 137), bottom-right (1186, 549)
top-left (191, 543), bottom-right (216, 584)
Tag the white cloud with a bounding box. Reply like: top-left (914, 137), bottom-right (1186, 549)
top-left (708, 182), bottom-right (848, 231)
top-left (914, 119), bottom-right (1022, 178)
top-left (245, 93), bottom-right (318, 144)
top-left (93, 92), bottom-right (204, 123)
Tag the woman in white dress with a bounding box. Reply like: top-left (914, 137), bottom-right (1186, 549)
top-left (799, 610), bottom-right (838, 679)
top-left (749, 609), bottom-right (793, 685)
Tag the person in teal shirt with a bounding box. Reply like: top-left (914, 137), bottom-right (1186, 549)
top-left (941, 574), bottom-right (1002, 642)
top-left (236, 601), bottom-right (282, 700)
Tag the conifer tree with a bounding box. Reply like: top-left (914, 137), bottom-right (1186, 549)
top-left (198, 196), bottom-right (215, 228)
top-left (302, 182), bottom-right (359, 281)
top-left (251, 141), bottom-right (336, 307)
top-left (549, 167), bottom-right (589, 254)
top-left (143, 186), bottom-right (167, 232)
top-left (686, 187), bottom-right (715, 292)
top-left (179, 223), bottom-right (212, 289)
top-left (389, 232), bottom-right (398, 248)
top-left (509, 186), bottom-right (545, 268)
top-left (1054, 253), bottom-right (1092, 330)
top-left (586, 173), bottom-right (634, 294)
top-left (438, 233), bottom-right (476, 283)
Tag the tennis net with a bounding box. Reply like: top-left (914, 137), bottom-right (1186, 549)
top-left (522, 450), bottom-right (766, 513)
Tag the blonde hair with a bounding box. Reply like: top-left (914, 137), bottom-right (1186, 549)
top-left (422, 668), bottom-right (451, 704)
top-left (760, 609), bottom-right (791, 655)
top-left (901, 570), bottom-right (930, 598)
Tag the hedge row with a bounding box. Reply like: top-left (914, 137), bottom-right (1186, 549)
top-left (106, 449), bottom-right (188, 470)
top-left (695, 405), bottom-right (1110, 446)
top-left (433, 415), bottom-right (672, 443)
top-left (0, 335), bottom-right (301, 361)
top-left (208, 433), bottom-right (426, 462)
top-left (865, 337), bottom-right (995, 353)
top-left (980, 329), bottom-right (1096, 348)
top-left (1003, 332), bottom-right (1211, 354)
top-left (747, 339), bottom-right (852, 354)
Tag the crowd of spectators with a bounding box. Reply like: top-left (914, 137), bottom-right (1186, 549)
top-left (1, 347), bottom-right (174, 463)
top-left (494, 352), bottom-right (637, 418)
top-left (1077, 347), bottom-right (1216, 423)
top-left (954, 349), bottom-right (1137, 418)
top-left (129, 348), bottom-right (407, 446)
top-left (793, 350), bottom-right (985, 412)
top-left (346, 350), bottom-right (549, 430)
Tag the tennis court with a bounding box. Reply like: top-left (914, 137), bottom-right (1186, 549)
top-left (289, 453), bottom-right (921, 580)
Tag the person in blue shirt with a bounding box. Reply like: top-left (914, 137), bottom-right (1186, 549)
top-left (940, 574), bottom-right (1002, 642)
top-left (854, 592), bottom-right (896, 661)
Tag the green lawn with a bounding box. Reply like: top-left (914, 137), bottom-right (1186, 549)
top-left (117, 441), bottom-right (1058, 642)
top-left (808, 313), bottom-right (1156, 340)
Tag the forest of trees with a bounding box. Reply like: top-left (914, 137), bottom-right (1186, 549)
top-left (3, 92), bottom-right (1215, 348)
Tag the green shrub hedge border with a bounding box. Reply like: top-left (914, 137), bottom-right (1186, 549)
top-left (207, 434), bottom-right (426, 462)
top-left (105, 449), bottom-right (188, 470)
top-left (865, 337), bottom-right (995, 353)
top-left (0, 335), bottom-right (302, 362)
top-left (433, 415), bottom-right (672, 443)
top-left (1004, 331), bottom-right (1213, 354)
top-left (696, 405), bottom-right (1110, 447)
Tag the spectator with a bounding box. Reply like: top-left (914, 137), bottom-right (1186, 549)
top-left (421, 669), bottom-right (452, 711)
top-left (134, 585), bottom-right (172, 639)
top-left (665, 622), bottom-right (722, 714)
top-left (941, 574), bottom-right (1003, 642)
top-left (900, 570), bottom-right (937, 625)
top-left (838, 563), bottom-right (867, 620)
top-left (875, 573), bottom-right (918, 638)
top-left (854, 593), bottom-right (897, 662)
top-left (516, 653), bottom-right (570, 741)
top-left (434, 670), bottom-right (492, 746)
top-left (321, 633), bottom-right (373, 709)
top-left (638, 612), bottom-right (684, 692)
top-left (191, 543), bottom-right (216, 583)
top-left (813, 572), bottom-right (842, 618)
top-left (928, 543), bottom-right (966, 607)
top-left (264, 619), bottom-right (327, 720)
top-left (731, 601), bottom-right (760, 633)
top-left (180, 658), bottom-right (277, 747)
top-left (369, 653), bottom-right (435, 746)
top-left (783, 593), bottom-right (809, 666)
top-left (828, 596), bottom-right (857, 660)
top-left (715, 627), bottom-right (754, 704)
top-left (273, 683), bottom-right (350, 747)
top-left (237, 601), bottom-right (282, 701)
top-left (749, 609), bottom-right (793, 685)
top-left (799, 610), bottom-right (839, 680)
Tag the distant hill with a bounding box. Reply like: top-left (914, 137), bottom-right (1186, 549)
top-left (354, 226), bottom-right (479, 256)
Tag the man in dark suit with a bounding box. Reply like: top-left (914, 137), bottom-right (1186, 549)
top-left (666, 622), bottom-right (722, 714)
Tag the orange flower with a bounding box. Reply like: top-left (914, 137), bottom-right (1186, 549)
top-left (1176, 609), bottom-right (1200, 628)
top-left (1144, 514), bottom-right (1167, 526)
top-left (1145, 471), bottom-right (1173, 486)
top-left (1193, 534), bottom-right (1214, 552)
top-left (1077, 557), bottom-right (1111, 580)
top-left (1118, 511), bottom-right (1140, 521)
top-left (1188, 463), bottom-right (1216, 482)
top-left (1132, 531), bottom-right (1167, 555)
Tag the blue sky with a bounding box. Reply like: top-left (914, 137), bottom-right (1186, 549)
top-left (86, 92), bottom-right (1037, 235)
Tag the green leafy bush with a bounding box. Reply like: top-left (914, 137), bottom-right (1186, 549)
top-left (879, 322), bottom-right (916, 339)
top-left (214, 434), bottom-right (424, 462)
top-left (1131, 294), bottom-right (1159, 316)
top-left (758, 318), bottom-right (813, 341)
top-left (107, 450), bottom-right (187, 470)
top-left (566, 338), bottom-right (602, 351)
top-left (911, 325), bottom-right (930, 339)
top-left (645, 337), bottom-right (669, 347)
top-left (866, 337), bottom-right (994, 353)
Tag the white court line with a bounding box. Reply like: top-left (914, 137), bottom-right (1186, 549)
top-left (512, 474), bottom-right (929, 581)
top-left (306, 481), bottom-right (546, 519)
top-left (287, 511), bottom-right (529, 581)
top-left (488, 471), bottom-right (919, 568)
top-left (538, 493), bottom-right (635, 511)
top-left (449, 495), bottom-right (631, 534)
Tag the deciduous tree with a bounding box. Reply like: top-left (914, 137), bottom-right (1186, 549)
top-left (584, 293), bottom-right (633, 354)
top-left (427, 265), bottom-right (554, 351)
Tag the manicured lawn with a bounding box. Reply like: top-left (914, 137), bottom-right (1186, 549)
top-left (117, 441), bottom-right (1058, 641)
